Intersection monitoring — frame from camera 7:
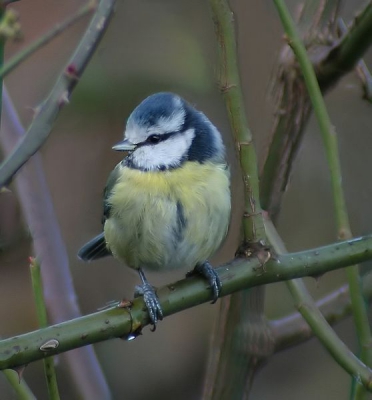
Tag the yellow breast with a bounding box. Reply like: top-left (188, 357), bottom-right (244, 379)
top-left (104, 161), bottom-right (231, 271)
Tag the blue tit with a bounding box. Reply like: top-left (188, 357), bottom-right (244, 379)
top-left (78, 92), bottom-right (231, 328)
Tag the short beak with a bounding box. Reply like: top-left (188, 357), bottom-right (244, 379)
top-left (112, 139), bottom-right (136, 151)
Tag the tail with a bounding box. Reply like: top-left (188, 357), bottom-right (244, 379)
top-left (78, 233), bottom-right (111, 261)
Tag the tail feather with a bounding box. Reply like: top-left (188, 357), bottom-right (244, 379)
top-left (78, 233), bottom-right (111, 261)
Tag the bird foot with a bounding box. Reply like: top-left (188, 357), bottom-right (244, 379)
top-left (135, 269), bottom-right (163, 330)
top-left (187, 261), bottom-right (222, 303)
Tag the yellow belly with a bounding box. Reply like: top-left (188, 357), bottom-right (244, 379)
top-left (104, 161), bottom-right (231, 271)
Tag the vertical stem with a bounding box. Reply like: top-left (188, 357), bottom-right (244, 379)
top-left (204, 1), bottom-right (272, 399)
top-left (265, 218), bottom-right (372, 392)
top-left (30, 258), bottom-right (60, 400)
top-left (273, 1), bottom-right (372, 396)
top-left (0, 7), bottom-right (4, 119)
top-left (210, 0), bottom-right (265, 243)
top-left (0, 7), bottom-right (37, 399)
top-left (2, 369), bottom-right (36, 400)
top-left (2, 87), bottom-right (111, 400)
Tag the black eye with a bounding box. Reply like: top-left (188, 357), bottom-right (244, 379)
top-left (147, 134), bottom-right (161, 144)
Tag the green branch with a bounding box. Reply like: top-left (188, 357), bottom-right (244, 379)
top-left (0, 1), bottom-right (96, 78)
top-left (0, 7), bottom-right (4, 122)
top-left (260, 0), bottom-right (340, 217)
top-left (271, 284), bottom-right (351, 351)
top-left (0, 8), bottom-right (35, 399)
top-left (261, 0), bottom-right (372, 217)
top-left (355, 58), bottom-right (372, 103)
top-left (271, 271), bottom-right (372, 352)
top-left (1, 236), bottom-right (372, 370)
top-left (1, 88), bottom-right (111, 399)
top-left (210, 0), bottom-right (265, 243)
top-left (2, 369), bottom-right (36, 400)
top-left (266, 217), bottom-right (372, 393)
top-left (204, 1), bottom-right (269, 398)
top-left (0, 0), bottom-right (116, 187)
top-left (317, 2), bottom-right (372, 89)
top-left (338, 18), bottom-right (372, 104)
top-left (30, 259), bottom-right (60, 400)
top-left (273, 0), bottom-right (372, 395)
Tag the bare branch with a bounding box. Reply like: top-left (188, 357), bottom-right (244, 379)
top-left (0, 0), bottom-right (116, 187)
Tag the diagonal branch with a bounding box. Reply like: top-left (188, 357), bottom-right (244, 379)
top-left (1, 88), bottom-right (111, 399)
top-left (0, 1), bottom-right (96, 78)
top-left (271, 271), bottom-right (372, 352)
top-left (273, 0), bottom-right (372, 395)
top-left (0, 0), bottom-right (116, 187)
top-left (265, 214), bottom-right (372, 394)
top-left (261, 0), bottom-right (372, 217)
top-left (338, 18), bottom-right (372, 104)
top-left (316, 1), bottom-right (372, 89)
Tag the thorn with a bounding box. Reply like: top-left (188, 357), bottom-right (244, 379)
top-left (315, 276), bottom-right (320, 288)
top-left (310, 273), bottom-right (323, 286)
top-left (117, 299), bottom-right (132, 308)
top-left (26, 104), bottom-right (43, 119)
top-left (11, 365), bottom-right (27, 382)
top-left (58, 91), bottom-right (70, 106)
top-left (97, 299), bottom-right (121, 311)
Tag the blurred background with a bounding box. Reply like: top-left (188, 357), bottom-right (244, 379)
top-left (0, 0), bottom-right (371, 399)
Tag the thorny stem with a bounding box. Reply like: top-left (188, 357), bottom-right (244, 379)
top-left (0, 6), bottom-right (35, 398)
top-left (205, 1), bottom-right (270, 399)
top-left (0, 1), bottom-right (96, 78)
top-left (1, 88), bottom-right (111, 399)
top-left (317, 2), bottom-right (372, 90)
top-left (2, 369), bottom-right (36, 400)
top-left (260, 0), bottom-right (372, 217)
top-left (30, 258), bottom-right (60, 400)
top-left (338, 18), bottom-right (372, 104)
top-left (210, 0), bottom-right (265, 243)
top-left (265, 218), bottom-right (372, 393)
top-left (271, 271), bottom-right (372, 352)
top-left (0, 236), bottom-right (372, 371)
top-left (0, 0), bottom-right (116, 187)
top-left (273, 0), bottom-right (372, 396)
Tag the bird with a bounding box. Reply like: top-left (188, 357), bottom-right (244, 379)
top-left (78, 92), bottom-right (231, 329)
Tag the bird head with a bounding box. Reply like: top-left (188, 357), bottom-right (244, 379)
top-left (113, 92), bottom-right (225, 171)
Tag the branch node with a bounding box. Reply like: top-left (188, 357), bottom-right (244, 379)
top-left (65, 64), bottom-right (79, 80)
top-left (219, 83), bottom-right (237, 93)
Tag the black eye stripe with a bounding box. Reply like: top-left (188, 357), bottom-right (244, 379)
top-left (147, 134), bottom-right (161, 143)
top-left (136, 131), bottom-right (177, 148)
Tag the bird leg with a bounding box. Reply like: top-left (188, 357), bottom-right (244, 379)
top-left (134, 268), bottom-right (163, 330)
top-left (187, 261), bottom-right (222, 303)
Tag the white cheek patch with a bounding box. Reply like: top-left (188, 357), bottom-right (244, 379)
top-left (132, 128), bottom-right (195, 170)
